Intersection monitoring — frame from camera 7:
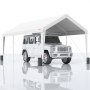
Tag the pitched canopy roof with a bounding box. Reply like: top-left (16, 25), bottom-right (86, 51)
top-left (3, 15), bottom-right (88, 36)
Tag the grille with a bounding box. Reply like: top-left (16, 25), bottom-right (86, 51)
top-left (57, 47), bottom-right (68, 51)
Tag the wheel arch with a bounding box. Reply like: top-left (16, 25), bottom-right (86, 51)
top-left (44, 50), bottom-right (49, 55)
top-left (22, 49), bottom-right (27, 55)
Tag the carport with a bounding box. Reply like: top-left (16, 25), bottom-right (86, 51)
top-left (2, 15), bottom-right (88, 65)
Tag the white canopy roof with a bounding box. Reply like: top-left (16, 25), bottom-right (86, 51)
top-left (3, 15), bottom-right (88, 36)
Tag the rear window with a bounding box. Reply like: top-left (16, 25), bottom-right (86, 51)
top-left (23, 37), bottom-right (28, 44)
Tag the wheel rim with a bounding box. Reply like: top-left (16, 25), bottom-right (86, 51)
top-left (43, 53), bottom-right (48, 63)
top-left (23, 52), bottom-right (27, 61)
top-left (63, 58), bottom-right (67, 63)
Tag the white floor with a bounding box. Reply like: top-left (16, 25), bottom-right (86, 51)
top-left (0, 54), bottom-right (90, 90)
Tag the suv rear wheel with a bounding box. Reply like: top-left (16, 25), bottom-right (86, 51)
top-left (43, 52), bottom-right (52, 65)
top-left (62, 58), bottom-right (71, 64)
top-left (23, 51), bottom-right (30, 62)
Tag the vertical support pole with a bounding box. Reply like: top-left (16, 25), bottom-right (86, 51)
top-left (85, 33), bottom-right (89, 64)
top-left (13, 36), bottom-right (14, 60)
top-left (38, 30), bottom-right (45, 66)
top-left (85, 33), bottom-right (88, 58)
top-left (2, 36), bottom-right (5, 84)
top-left (41, 30), bottom-right (45, 60)
top-left (3, 36), bottom-right (5, 56)
top-left (12, 35), bottom-right (14, 87)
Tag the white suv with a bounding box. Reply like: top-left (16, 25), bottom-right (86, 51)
top-left (22, 33), bottom-right (72, 64)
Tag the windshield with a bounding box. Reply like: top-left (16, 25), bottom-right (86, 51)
top-left (45, 36), bottom-right (60, 44)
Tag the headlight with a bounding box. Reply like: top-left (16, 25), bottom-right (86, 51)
top-left (51, 46), bottom-right (56, 52)
top-left (52, 47), bottom-right (55, 51)
top-left (69, 47), bottom-right (71, 51)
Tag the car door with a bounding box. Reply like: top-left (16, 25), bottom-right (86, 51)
top-left (26, 36), bottom-right (34, 57)
top-left (33, 35), bottom-right (41, 57)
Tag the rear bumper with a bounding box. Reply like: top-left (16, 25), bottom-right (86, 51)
top-left (50, 52), bottom-right (73, 59)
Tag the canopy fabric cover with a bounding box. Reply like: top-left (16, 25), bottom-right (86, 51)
top-left (2, 15), bottom-right (89, 63)
top-left (3, 15), bottom-right (87, 36)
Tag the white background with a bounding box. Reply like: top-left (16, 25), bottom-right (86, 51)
top-left (0, 0), bottom-right (90, 55)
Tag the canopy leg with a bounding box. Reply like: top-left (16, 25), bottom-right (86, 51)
top-left (85, 33), bottom-right (90, 64)
top-left (12, 35), bottom-right (14, 87)
top-left (38, 30), bottom-right (45, 66)
top-left (41, 31), bottom-right (45, 59)
top-left (3, 37), bottom-right (5, 55)
top-left (13, 36), bottom-right (14, 61)
top-left (1, 36), bottom-right (5, 61)
top-left (2, 36), bottom-right (5, 84)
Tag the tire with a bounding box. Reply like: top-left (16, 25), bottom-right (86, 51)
top-left (62, 57), bottom-right (71, 64)
top-left (43, 52), bottom-right (52, 65)
top-left (23, 51), bottom-right (30, 62)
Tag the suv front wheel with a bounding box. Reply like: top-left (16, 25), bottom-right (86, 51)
top-left (23, 51), bottom-right (30, 62)
top-left (43, 52), bottom-right (52, 65)
top-left (62, 58), bottom-right (71, 64)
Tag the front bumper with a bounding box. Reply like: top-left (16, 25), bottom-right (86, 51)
top-left (50, 52), bottom-right (73, 59)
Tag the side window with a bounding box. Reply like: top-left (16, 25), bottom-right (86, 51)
top-left (26, 37), bottom-right (29, 44)
top-left (29, 37), bottom-right (35, 44)
top-left (23, 38), bottom-right (25, 44)
top-left (35, 35), bottom-right (41, 44)
top-left (27, 37), bottom-right (30, 44)
top-left (38, 36), bottom-right (41, 43)
top-left (23, 37), bottom-right (28, 44)
top-left (23, 35), bottom-right (41, 44)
